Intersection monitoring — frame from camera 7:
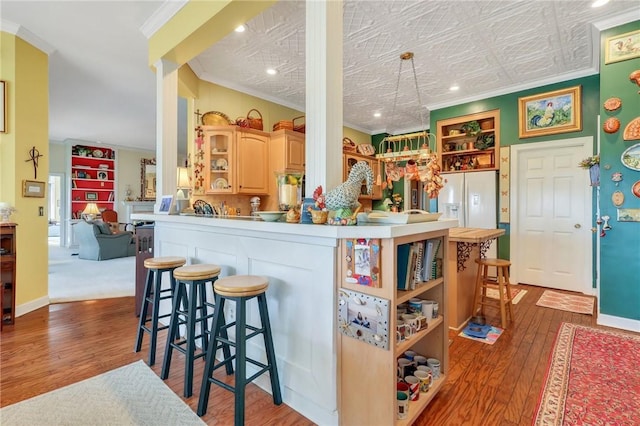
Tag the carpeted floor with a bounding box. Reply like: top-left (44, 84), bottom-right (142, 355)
top-left (533, 322), bottom-right (640, 425)
top-left (535, 290), bottom-right (595, 315)
top-left (0, 361), bottom-right (205, 425)
top-left (48, 239), bottom-right (135, 303)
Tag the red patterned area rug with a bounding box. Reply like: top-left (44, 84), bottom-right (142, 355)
top-left (533, 323), bottom-right (640, 425)
top-left (535, 290), bottom-right (594, 315)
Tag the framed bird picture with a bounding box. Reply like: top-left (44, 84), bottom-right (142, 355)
top-left (518, 85), bottom-right (582, 139)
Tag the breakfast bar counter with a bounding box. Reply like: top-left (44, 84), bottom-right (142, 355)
top-left (132, 213), bottom-right (457, 425)
top-left (447, 227), bottom-right (505, 330)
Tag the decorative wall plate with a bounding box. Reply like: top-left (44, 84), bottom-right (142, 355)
top-left (621, 143), bottom-right (640, 171)
top-left (633, 180), bottom-right (640, 199)
top-left (603, 97), bottom-right (621, 111)
top-left (92, 149), bottom-right (104, 158)
top-left (215, 158), bottom-right (228, 169)
top-left (603, 117), bottom-right (620, 133)
top-left (623, 117), bottom-right (640, 141)
top-left (612, 191), bottom-right (624, 206)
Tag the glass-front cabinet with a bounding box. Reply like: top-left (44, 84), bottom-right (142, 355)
top-left (202, 126), bottom-right (269, 195)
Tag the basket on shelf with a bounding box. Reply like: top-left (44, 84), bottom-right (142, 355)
top-left (272, 116), bottom-right (305, 133)
top-left (246, 108), bottom-right (263, 131)
top-left (292, 116), bottom-right (305, 133)
top-left (343, 137), bottom-right (357, 153)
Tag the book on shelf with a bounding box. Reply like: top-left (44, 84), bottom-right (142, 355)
top-left (397, 244), bottom-right (411, 290)
top-left (108, 192), bottom-right (114, 202)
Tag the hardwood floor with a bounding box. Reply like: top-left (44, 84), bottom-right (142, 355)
top-left (0, 285), bottom-right (624, 425)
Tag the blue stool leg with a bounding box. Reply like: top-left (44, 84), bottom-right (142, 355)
top-left (134, 268), bottom-right (154, 353)
top-left (184, 280), bottom-right (198, 397)
top-left (197, 295), bottom-right (226, 417)
top-left (234, 297), bottom-right (247, 426)
top-left (148, 269), bottom-right (163, 366)
top-left (198, 281), bottom-right (209, 353)
top-left (161, 281), bottom-right (184, 380)
top-left (257, 293), bottom-right (282, 405)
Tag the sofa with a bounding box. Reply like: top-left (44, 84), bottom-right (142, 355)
top-left (75, 220), bottom-right (136, 260)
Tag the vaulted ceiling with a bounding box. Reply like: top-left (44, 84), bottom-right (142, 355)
top-left (2, 1), bottom-right (639, 151)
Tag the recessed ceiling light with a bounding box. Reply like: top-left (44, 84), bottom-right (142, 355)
top-left (234, 25), bottom-right (246, 33)
top-left (266, 68), bottom-right (278, 75)
top-left (374, 112), bottom-right (381, 118)
top-left (591, 0), bottom-right (609, 7)
top-left (450, 85), bottom-right (460, 91)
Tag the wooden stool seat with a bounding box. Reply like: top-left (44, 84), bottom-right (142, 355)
top-left (214, 275), bottom-right (268, 297)
top-left (173, 264), bottom-right (221, 281)
top-left (473, 257), bottom-right (514, 329)
top-left (144, 256), bottom-right (186, 270)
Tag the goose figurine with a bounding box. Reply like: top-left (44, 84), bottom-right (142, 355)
top-left (325, 161), bottom-right (374, 221)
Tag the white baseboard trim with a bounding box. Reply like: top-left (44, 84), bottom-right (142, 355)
top-left (16, 296), bottom-right (50, 318)
top-left (597, 313), bottom-right (640, 333)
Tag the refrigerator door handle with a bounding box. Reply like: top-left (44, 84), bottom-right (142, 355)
top-left (464, 178), bottom-right (469, 228)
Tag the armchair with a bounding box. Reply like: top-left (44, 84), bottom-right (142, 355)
top-left (75, 220), bottom-right (135, 260)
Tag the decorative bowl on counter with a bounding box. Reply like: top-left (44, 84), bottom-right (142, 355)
top-left (257, 211), bottom-right (285, 222)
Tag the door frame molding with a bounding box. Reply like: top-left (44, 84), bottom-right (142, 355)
top-left (510, 136), bottom-right (594, 294)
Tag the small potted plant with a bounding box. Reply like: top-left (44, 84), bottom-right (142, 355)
top-left (309, 186), bottom-right (328, 224)
top-left (579, 155), bottom-right (600, 186)
top-left (460, 120), bottom-right (481, 137)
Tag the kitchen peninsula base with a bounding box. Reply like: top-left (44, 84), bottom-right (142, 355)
top-left (131, 213), bottom-right (456, 425)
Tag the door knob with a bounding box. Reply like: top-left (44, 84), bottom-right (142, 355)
top-left (574, 224), bottom-right (581, 229)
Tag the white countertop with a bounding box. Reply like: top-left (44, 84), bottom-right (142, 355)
top-left (131, 213), bottom-right (458, 239)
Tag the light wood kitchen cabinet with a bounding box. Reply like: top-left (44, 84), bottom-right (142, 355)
top-left (203, 126), bottom-right (269, 195)
top-left (436, 109), bottom-right (500, 174)
top-left (270, 129), bottom-right (305, 172)
top-left (343, 152), bottom-right (382, 200)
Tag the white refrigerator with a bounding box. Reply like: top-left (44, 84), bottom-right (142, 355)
top-left (438, 170), bottom-right (498, 257)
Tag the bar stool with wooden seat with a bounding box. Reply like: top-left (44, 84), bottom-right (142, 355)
top-left (134, 256), bottom-right (186, 366)
top-left (197, 275), bottom-right (282, 425)
top-left (161, 263), bottom-right (230, 398)
top-left (473, 258), bottom-right (514, 329)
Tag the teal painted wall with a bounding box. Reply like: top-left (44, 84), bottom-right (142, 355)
top-left (598, 21), bottom-right (640, 321)
top-left (429, 75), bottom-right (601, 263)
top-left (370, 22), bottom-right (639, 324)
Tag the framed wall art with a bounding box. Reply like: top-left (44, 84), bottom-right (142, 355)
top-left (344, 238), bottom-right (381, 287)
top-left (518, 85), bottom-right (582, 139)
top-left (337, 289), bottom-right (390, 350)
top-left (85, 192), bottom-right (98, 201)
top-left (605, 29), bottom-right (640, 65)
top-left (22, 180), bottom-right (45, 198)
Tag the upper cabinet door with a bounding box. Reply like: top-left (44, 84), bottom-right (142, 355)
top-left (285, 133), bottom-right (305, 171)
top-left (236, 129), bottom-right (269, 194)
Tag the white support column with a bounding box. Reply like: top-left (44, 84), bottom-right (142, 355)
top-left (305, 0), bottom-right (343, 196)
top-left (154, 59), bottom-right (179, 212)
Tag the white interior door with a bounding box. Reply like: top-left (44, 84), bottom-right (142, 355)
top-left (511, 137), bottom-right (593, 294)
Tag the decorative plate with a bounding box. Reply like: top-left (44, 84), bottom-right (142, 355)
top-left (92, 149), bottom-right (104, 158)
top-left (215, 158), bottom-right (228, 169)
top-left (603, 117), bottom-right (620, 134)
top-left (603, 97), bottom-right (621, 112)
top-left (621, 143), bottom-right (640, 171)
top-left (212, 178), bottom-right (228, 189)
top-left (633, 180), bottom-right (640, 199)
top-left (623, 117), bottom-right (640, 141)
top-left (202, 111), bottom-right (231, 126)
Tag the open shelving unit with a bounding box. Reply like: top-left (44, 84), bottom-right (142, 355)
top-left (70, 144), bottom-right (116, 219)
top-left (338, 229), bottom-right (449, 425)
